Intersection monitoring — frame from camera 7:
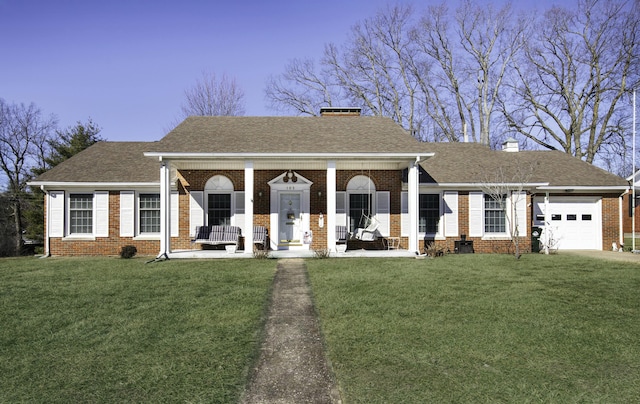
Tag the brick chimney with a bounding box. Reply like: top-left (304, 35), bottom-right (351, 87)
top-left (320, 107), bottom-right (361, 117)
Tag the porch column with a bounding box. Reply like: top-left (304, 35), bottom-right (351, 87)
top-left (159, 160), bottom-right (171, 259)
top-left (408, 159), bottom-right (419, 253)
top-left (544, 192), bottom-right (550, 255)
top-left (244, 160), bottom-right (254, 253)
top-left (327, 161), bottom-right (337, 251)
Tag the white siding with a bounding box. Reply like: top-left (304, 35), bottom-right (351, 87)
top-left (189, 191), bottom-right (204, 237)
top-left (95, 191), bottom-right (109, 237)
top-left (119, 191), bottom-right (135, 237)
top-left (443, 191), bottom-right (459, 237)
top-left (49, 191), bottom-right (65, 237)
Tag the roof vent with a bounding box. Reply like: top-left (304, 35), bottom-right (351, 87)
top-left (320, 107), bottom-right (361, 117)
top-left (502, 137), bottom-right (519, 152)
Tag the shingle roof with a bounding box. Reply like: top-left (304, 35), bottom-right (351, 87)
top-left (146, 116), bottom-right (421, 154)
top-left (31, 141), bottom-right (158, 183)
top-left (418, 142), bottom-right (628, 187)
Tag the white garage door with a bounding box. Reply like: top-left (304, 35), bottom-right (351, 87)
top-left (533, 196), bottom-right (601, 250)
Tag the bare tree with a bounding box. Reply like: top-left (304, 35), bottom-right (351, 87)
top-left (501, 0), bottom-right (640, 164)
top-left (264, 58), bottom-right (339, 116)
top-left (180, 71), bottom-right (246, 118)
top-left (0, 99), bottom-right (57, 255)
top-left (481, 163), bottom-right (534, 259)
top-left (411, 1), bottom-right (526, 144)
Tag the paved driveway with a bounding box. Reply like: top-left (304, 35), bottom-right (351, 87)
top-left (560, 250), bottom-right (640, 264)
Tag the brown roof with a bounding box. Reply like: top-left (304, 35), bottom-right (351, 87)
top-left (418, 142), bottom-right (628, 187)
top-left (147, 116), bottom-right (421, 154)
top-left (31, 141), bottom-right (159, 183)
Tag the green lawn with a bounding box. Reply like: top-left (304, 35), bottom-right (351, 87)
top-left (0, 257), bottom-right (276, 403)
top-left (307, 254), bottom-right (640, 403)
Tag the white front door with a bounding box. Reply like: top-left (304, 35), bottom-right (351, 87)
top-left (279, 192), bottom-right (302, 247)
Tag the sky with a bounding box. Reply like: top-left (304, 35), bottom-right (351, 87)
top-left (1, 0), bottom-right (560, 142)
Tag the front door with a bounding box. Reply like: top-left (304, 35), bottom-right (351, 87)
top-left (279, 192), bottom-right (302, 247)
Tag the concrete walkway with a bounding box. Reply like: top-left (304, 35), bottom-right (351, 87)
top-left (241, 259), bottom-right (341, 404)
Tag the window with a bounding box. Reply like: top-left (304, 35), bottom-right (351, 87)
top-left (208, 193), bottom-right (231, 226)
top-left (139, 193), bottom-right (160, 233)
top-left (582, 214), bottom-right (592, 221)
top-left (567, 214), bottom-right (577, 221)
top-left (69, 194), bottom-right (93, 234)
top-left (419, 194), bottom-right (440, 233)
top-left (349, 193), bottom-right (371, 232)
top-left (484, 194), bottom-right (506, 233)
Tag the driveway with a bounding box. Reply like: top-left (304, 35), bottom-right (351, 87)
top-left (560, 249), bottom-right (640, 264)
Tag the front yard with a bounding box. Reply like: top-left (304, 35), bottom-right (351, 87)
top-left (0, 257), bottom-right (275, 403)
top-left (307, 254), bottom-right (640, 403)
top-left (1, 254), bottom-right (639, 403)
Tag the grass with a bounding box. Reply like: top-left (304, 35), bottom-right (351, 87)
top-left (307, 254), bottom-right (640, 403)
top-left (0, 257), bottom-right (276, 403)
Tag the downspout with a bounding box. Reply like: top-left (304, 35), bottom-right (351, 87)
top-left (41, 185), bottom-right (50, 258)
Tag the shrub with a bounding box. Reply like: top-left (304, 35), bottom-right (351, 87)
top-left (120, 245), bottom-right (137, 259)
top-left (313, 249), bottom-right (331, 259)
top-left (253, 248), bottom-right (271, 259)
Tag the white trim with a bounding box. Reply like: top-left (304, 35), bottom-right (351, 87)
top-left (171, 191), bottom-right (179, 238)
top-left (145, 152), bottom-right (434, 160)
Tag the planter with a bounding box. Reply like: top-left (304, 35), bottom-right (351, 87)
top-left (225, 245), bottom-right (237, 254)
top-left (336, 244), bottom-right (347, 253)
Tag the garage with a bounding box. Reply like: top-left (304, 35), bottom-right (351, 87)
top-left (533, 196), bottom-right (602, 250)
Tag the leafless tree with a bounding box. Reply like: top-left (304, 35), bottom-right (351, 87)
top-left (0, 99), bottom-right (57, 255)
top-left (264, 58), bottom-right (339, 116)
top-left (481, 163), bottom-right (534, 259)
top-left (180, 71), bottom-right (246, 118)
top-left (501, 0), bottom-right (640, 165)
top-left (411, 1), bottom-right (527, 144)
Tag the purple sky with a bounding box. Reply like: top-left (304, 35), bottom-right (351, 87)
top-left (1, 0), bottom-right (559, 142)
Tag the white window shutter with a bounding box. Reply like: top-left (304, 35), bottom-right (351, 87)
top-left (49, 191), bottom-right (65, 237)
top-left (443, 191), bottom-right (459, 237)
top-left (401, 191), bottom-right (409, 237)
top-left (95, 191), bottom-right (109, 237)
top-left (119, 191), bottom-right (135, 237)
top-left (375, 191), bottom-right (390, 237)
top-left (469, 192), bottom-right (484, 237)
top-left (234, 191), bottom-right (245, 234)
top-left (189, 191), bottom-right (204, 237)
top-left (336, 191), bottom-right (346, 227)
top-left (171, 191), bottom-right (179, 237)
top-left (513, 191), bottom-right (527, 238)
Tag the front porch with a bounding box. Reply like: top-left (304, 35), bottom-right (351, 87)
top-left (167, 248), bottom-right (417, 259)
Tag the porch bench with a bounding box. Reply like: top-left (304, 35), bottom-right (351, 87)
top-left (336, 225), bottom-right (348, 252)
top-left (194, 225), bottom-right (241, 248)
top-left (253, 225), bottom-right (268, 249)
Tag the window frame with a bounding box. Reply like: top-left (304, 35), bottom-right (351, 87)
top-left (419, 193), bottom-right (441, 235)
top-left (68, 193), bottom-right (94, 235)
top-left (484, 193), bottom-right (507, 234)
top-left (138, 193), bottom-right (161, 234)
top-left (206, 192), bottom-right (233, 226)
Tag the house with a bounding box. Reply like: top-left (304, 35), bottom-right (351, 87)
top-left (29, 108), bottom-right (629, 257)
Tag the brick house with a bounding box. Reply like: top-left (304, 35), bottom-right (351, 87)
top-left (29, 108), bottom-right (629, 256)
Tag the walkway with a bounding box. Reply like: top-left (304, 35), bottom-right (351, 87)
top-left (241, 259), bottom-right (341, 404)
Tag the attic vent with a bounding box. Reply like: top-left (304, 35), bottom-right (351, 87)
top-left (502, 137), bottom-right (519, 152)
top-left (320, 107), bottom-right (361, 117)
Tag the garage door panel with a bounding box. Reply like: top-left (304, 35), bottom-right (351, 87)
top-left (533, 197), bottom-right (601, 250)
